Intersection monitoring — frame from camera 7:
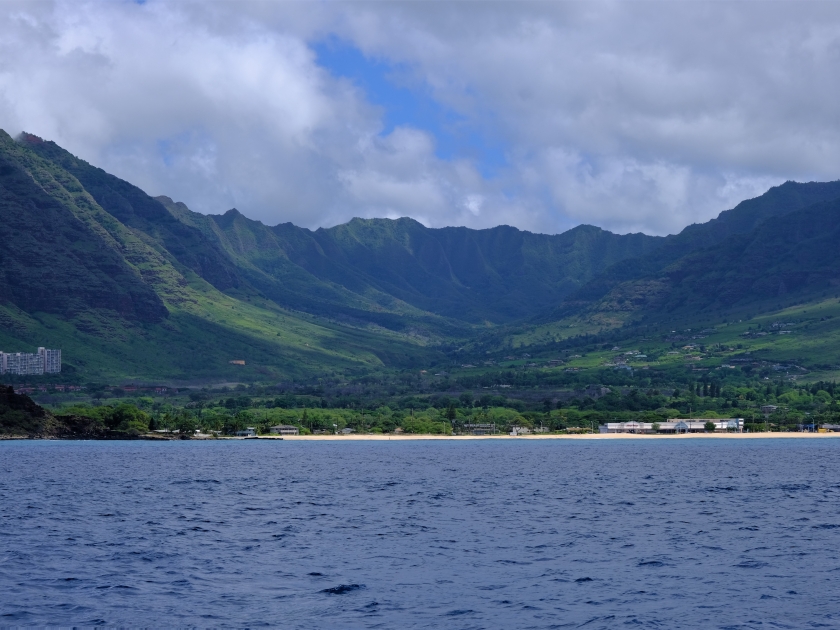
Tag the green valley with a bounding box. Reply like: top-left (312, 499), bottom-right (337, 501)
top-left (4, 128), bottom-right (840, 436)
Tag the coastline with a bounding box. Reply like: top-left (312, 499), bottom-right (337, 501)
top-left (274, 433), bottom-right (840, 441)
top-left (4, 432), bottom-right (840, 441)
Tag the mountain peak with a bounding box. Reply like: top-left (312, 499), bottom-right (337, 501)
top-left (17, 132), bottom-right (46, 145)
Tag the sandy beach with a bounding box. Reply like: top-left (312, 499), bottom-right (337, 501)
top-left (267, 432), bottom-right (840, 441)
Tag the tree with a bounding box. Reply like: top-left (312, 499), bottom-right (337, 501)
top-left (176, 413), bottom-right (197, 438)
top-left (446, 404), bottom-right (457, 422)
top-left (704, 421), bottom-right (717, 433)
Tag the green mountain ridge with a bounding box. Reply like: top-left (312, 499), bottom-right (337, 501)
top-left (156, 197), bottom-right (663, 328)
top-left (549, 180), bottom-right (840, 321)
top-left (586, 197), bottom-right (840, 323)
top-left (1, 131), bottom-right (442, 381)
top-left (0, 130), bottom-right (664, 381)
top-left (5, 129), bottom-right (840, 383)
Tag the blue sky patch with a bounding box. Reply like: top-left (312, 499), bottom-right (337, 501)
top-left (313, 38), bottom-right (507, 178)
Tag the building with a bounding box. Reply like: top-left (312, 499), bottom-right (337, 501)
top-left (601, 419), bottom-right (744, 434)
top-left (41, 348), bottom-right (61, 374)
top-left (0, 347), bottom-right (61, 375)
top-left (270, 425), bottom-right (299, 435)
top-left (463, 422), bottom-right (496, 435)
top-left (2, 352), bottom-right (42, 375)
top-left (235, 427), bottom-right (256, 436)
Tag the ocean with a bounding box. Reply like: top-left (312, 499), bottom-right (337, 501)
top-left (1, 438), bottom-right (839, 628)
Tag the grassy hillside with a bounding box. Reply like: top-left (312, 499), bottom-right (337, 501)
top-left (0, 132), bottom-right (443, 382)
top-left (8, 129), bottom-right (840, 386)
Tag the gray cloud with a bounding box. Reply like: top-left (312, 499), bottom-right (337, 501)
top-left (1, 1), bottom-right (838, 235)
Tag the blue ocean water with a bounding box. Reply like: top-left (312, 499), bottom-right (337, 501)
top-left (1, 439), bottom-right (839, 628)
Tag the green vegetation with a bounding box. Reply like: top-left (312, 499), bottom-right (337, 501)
top-left (6, 129), bottom-right (840, 419)
top-left (0, 131), bottom-right (444, 381)
top-left (10, 362), bottom-right (836, 437)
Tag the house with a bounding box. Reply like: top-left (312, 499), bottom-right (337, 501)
top-left (269, 425), bottom-right (299, 436)
top-left (464, 422), bottom-right (496, 435)
top-left (340, 427), bottom-right (355, 434)
top-left (235, 427), bottom-right (256, 436)
top-left (509, 426), bottom-right (531, 436)
top-left (761, 405), bottom-right (778, 415)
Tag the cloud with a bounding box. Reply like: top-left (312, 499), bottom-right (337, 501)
top-left (0, 1), bottom-right (839, 235)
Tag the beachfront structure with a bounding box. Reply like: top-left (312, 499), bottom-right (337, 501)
top-left (235, 427), bottom-right (256, 437)
top-left (463, 422), bottom-right (496, 435)
top-left (270, 425), bottom-right (299, 435)
top-left (600, 419), bottom-right (744, 434)
top-left (0, 347), bottom-right (61, 375)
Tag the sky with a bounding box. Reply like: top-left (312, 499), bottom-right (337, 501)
top-left (1, 1), bottom-right (839, 236)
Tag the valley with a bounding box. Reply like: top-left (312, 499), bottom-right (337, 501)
top-left (3, 130), bottom-right (840, 435)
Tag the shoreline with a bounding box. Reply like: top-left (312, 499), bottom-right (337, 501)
top-left (4, 432), bottom-right (840, 441)
top-left (273, 432), bottom-right (840, 441)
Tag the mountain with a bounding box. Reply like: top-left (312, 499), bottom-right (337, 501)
top-left (0, 134), bottom-right (168, 323)
top-left (550, 180), bottom-right (840, 321)
top-left (20, 132), bottom-right (662, 330)
top-left (579, 196), bottom-right (840, 323)
top-left (0, 131), bottom-right (443, 381)
top-left (8, 129), bottom-right (840, 383)
top-left (0, 130), bottom-right (661, 381)
top-left (155, 199), bottom-right (662, 328)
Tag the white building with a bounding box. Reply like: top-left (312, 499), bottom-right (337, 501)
top-left (601, 419), bottom-right (744, 434)
top-left (40, 348), bottom-right (61, 374)
top-left (270, 425), bottom-right (299, 435)
top-left (0, 347), bottom-right (61, 375)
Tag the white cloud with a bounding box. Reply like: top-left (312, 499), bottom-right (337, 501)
top-left (1, 1), bottom-right (839, 236)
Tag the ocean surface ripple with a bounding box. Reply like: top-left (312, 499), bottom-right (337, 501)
top-left (1, 439), bottom-right (839, 628)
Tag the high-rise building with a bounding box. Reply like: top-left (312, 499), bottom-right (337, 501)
top-left (39, 348), bottom-right (61, 374)
top-left (0, 348), bottom-right (61, 375)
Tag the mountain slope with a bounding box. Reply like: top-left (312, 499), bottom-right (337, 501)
top-left (158, 197), bottom-right (663, 327)
top-left (309, 219), bottom-right (661, 323)
top-left (0, 131), bottom-right (441, 381)
top-left (551, 180), bottom-right (840, 318)
top-left (0, 132), bottom-right (168, 323)
top-left (592, 197), bottom-right (840, 321)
